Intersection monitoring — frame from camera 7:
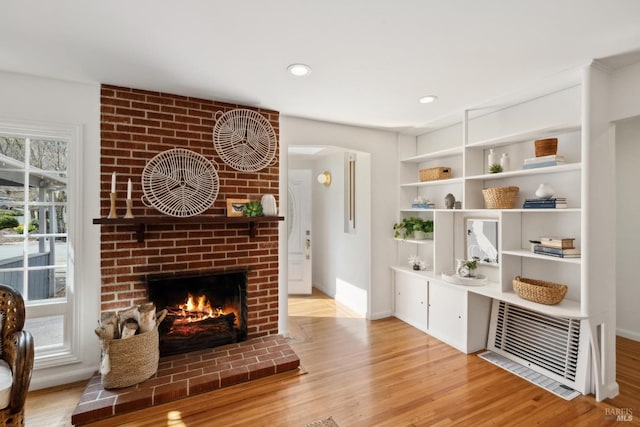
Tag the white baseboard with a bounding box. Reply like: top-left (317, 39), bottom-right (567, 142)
top-left (30, 366), bottom-right (96, 391)
top-left (369, 310), bottom-right (393, 320)
top-left (616, 328), bottom-right (640, 342)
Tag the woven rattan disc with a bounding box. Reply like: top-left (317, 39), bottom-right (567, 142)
top-left (213, 109), bottom-right (277, 172)
top-left (141, 148), bottom-right (219, 217)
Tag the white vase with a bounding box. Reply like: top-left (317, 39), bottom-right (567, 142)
top-left (500, 152), bottom-right (510, 171)
top-left (487, 149), bottom-right (498, 169)
top-left (535, 183), bottom-right (555, 199)
top-left (261, 194), bottom-right (277, 216)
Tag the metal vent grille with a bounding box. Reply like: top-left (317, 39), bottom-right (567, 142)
top-left (492, 301), bottom-right (581, 381)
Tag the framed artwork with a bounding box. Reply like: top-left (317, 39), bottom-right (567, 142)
top-left (465, 218), bottom-right (499, 265)
top-left (226, 198), bottom-right (249, 217)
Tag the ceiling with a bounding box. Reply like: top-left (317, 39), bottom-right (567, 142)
top-left (2, 1), bottom-right (640, 134)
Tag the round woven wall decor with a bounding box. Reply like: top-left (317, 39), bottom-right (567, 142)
top-left (213, 109), bottom-right (278, 172)
top-left (141, 148), bottom-right (219, 217)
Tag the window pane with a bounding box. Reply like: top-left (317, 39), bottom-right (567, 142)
top-left (27, 204), bottom-right (68, 235)
top-left (29, 139), bottom-right (68, 172)
top-left (0, 235), bottom-right (23, 261)
top-left (53, 265), bottom-right (66, 298)
top-left (0, 137), bottom-right (26, 163)
top-left (25, 315), bottom-right (64, 349)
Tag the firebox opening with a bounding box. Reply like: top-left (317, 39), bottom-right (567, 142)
top-left (147, 270), bottom-right (248, 357)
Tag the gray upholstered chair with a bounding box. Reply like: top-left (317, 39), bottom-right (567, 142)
top-left (0, 284), bottom-right (34, 426)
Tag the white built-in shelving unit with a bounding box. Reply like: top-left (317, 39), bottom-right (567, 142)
top-left (392, 68), bottom-right (617, 401)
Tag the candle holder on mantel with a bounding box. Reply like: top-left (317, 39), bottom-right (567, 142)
top-left (108, 193), bottom-right (118, 219)
top-left (124, 199), bottom-right (134, 219)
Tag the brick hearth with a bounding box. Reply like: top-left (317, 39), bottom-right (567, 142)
top-left (71, 335), bottom-right (300, 426)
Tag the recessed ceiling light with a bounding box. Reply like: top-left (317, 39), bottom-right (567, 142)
top-left (419, 95), bottom-right (438, 104)
top-left (287, 63), bottom-right (312, 77)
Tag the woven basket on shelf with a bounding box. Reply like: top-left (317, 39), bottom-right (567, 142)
top-left (534, 138), bottom-right (558, 157)
top-left (482, 186), bottom-right (519, 209)
top-left (419, 166), bottom-right (451, 182)
top-left (513, 276), bottom-right (567, 305)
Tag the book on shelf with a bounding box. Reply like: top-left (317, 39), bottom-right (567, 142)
top-left (523, 204), bottom-right (568, 209)
top-left (524, 197), bottom-right (566, 203)
top-left (539, 237), bottom-right (575, 249)
top-left (523, 198), bottom-right (568, 209)
top-left (524, 154), bottom-right (566, 164)
top-left (533, 245), bottom-right (580, 258)
top-left (522, 160), bottom-right (566, 169)
top-left (534, 244), bottom-right (580, 257)
top-left (534, 250), bottom-right (581, 258)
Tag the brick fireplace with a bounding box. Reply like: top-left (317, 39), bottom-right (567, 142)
top-left (73, 86), bottom-right (299, 426)
top-left (99, 85), bottom-right (280, 341)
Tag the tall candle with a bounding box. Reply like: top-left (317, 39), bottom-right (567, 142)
top-left (111, 172), bottom-right (116, 193)
top-left (127, 178), bottom-right (132, 200)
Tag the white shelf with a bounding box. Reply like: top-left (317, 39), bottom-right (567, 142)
top-left (507, 208), bottom-right (581, 213)
top-left (501, 249), bottom-right (581, 264)
top-left (391, 265), bottom-right (435, 278)
top-left (465, 162), bottom-right (581, 181)
top-left (467, 283), bottom-right (584, 319)
top-left (400, 146), bottom-right (463, 163)
top-left (400, 177), bottom-right (464, 188)
top-left (392, 267), bottom-right (584, 319)
top-left (394, 238), bottom-right (433, 245)
top-left (465, 122), bottom-right (581, 149)
top-left (400, 208), bottom-right (434, 212)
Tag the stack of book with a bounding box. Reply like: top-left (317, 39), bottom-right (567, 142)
top-left (534, 237), bottom-right (580, 258)
top-left (523, 197), bottom-right (567, 209)
top-left (523, 155), bottom-right (566, 169)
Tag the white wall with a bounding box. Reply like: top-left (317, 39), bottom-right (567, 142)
top-left (608, 56), bottom-right (640, 341)
top-left (280, 116), bottom-right (398, 319)
top-left (610, 60), bottom-right (640, 122)
top-left (312, 151), bottom-right (370, 315)
top-left (0, 71), bottom-right (101, 389)
top-left (615, 117), bottom-right (640, 340)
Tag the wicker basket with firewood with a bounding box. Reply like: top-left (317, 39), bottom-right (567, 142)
top-left (95, 303), bottom-right (167, 389)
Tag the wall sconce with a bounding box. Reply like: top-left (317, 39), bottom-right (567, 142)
top-left (317, 171), bottom-right (331, 186)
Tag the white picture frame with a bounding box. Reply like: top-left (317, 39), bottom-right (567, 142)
top-left (465, 218), bottom-right (499, 265)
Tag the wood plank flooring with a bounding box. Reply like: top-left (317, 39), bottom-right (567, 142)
top-left (25, 288), bottom-right (640, 426)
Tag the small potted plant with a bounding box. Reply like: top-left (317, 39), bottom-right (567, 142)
top-left (456, 258), bottom-right (478, 277)
top-left (408, 255), bottom-right (426, 271)
top-left (393, 217), bottom-right (434, 240)
top-left (489, 163), bottom-right (503, 174)
top-left (413, 218), bottom-right (434, 240)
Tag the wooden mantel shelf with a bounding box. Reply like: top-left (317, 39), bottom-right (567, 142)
top-left (93, 216), bottom-right (284, 242)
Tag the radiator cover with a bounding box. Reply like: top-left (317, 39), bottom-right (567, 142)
top-left (487, 300), bottom-right (591, 394)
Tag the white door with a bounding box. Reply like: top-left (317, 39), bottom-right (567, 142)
top-left (288, 169), bottom-right (312, 294)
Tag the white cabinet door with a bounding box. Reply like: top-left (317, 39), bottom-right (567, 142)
top-left (394, 273), bottom-right (428, 332)
top-left (428, 280), bottom-right (466, 351)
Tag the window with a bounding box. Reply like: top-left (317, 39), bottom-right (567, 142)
top-left (0, 120), bottom-right (80, 366)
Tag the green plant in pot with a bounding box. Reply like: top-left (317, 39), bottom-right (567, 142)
top-left (393, 217), bottom-right (434, 240)
top-left (489, 163), bottom-right (503, 174)
top-left (244, 200), bottom-right (264, 217)
top-left (456, 258), bottom-right (478, 277)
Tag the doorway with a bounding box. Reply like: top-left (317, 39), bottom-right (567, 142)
top-left (288, 169), bottom-right (312, 294)
top-left (287, 146), bottom-right (371, 317)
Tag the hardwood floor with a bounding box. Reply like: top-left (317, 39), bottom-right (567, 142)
top-left (26, 289), bottom-right (639, 426)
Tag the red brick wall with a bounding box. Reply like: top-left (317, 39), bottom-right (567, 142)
top-left (99, 84), bottom-right (280, 338)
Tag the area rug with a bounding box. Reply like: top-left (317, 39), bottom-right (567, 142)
top-left (304, 416), bottom-right (339, 427)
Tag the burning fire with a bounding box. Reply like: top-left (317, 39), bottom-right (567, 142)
top-left (176, 293), bottom-right (224, 322)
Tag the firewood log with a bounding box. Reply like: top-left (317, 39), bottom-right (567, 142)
top-left (139, 302), bottom-right (156, 333)
top-left (100, 311), bottom-right (119, 339)
top-left (121, 318), bottom-right (139, 339)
